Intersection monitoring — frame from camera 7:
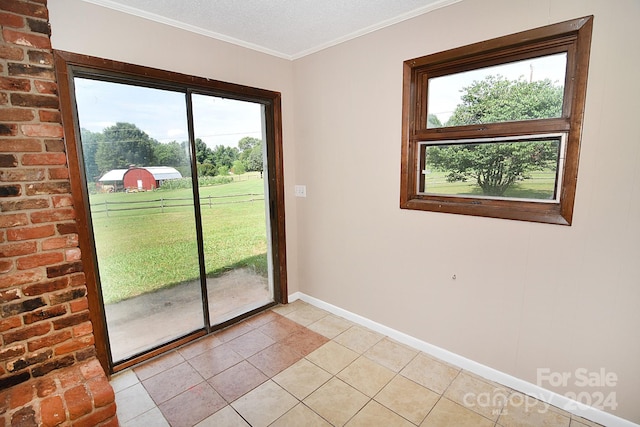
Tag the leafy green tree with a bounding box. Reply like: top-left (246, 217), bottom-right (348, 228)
top-left (95, 122), bottom-right (158, 173)
top-left (211, 145), bottom-right (239, 170)
top-left (232, 159), bottom-right (246, 175)
top-left (80, 128), bottom-right (103, 182)
top-left (194, 138), bottom-right (213, 164)
top-left (237, 136), bottom-right (263, 173)
top-left (154, 141), bottom-right (188, 168)
top-left (245, 144), bottom-right (264, 174)
top-left (427, 76), bottom-right (563, 196)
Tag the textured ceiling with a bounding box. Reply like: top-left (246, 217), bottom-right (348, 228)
top-left (81, 0), bottom-right (461, 59)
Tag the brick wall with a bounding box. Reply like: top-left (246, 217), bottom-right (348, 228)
top-left (0, 1), bottom-right (117, 425)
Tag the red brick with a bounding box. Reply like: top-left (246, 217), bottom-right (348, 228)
top-left (0, 153), bottom-right (18, 166)
top-left (20, 124), bottom-right (63, 138)
top-left (34, 80), bottom-right (56, 95)
top-left (69, 297), bottom-right (88, 313)
top-left (0, 241), bottom-right (36, 257)
top-left (0, 197), bottom-right (49, 212)
top-left (9, 381), bottom-right (35, 409)
top-left (0, 138), bottom-right (41, 152)
top-left (0, 92), bottom-right (8, 105)
top-left (23, 304), bottom-right (67, 325)
top-left (0, 184), bottom-right (21, 197)
top-left (40, 395), bottom-right (65, 427)
top-left (27, 50), bottom-right (52, 66)
top-left (21, 152), bottom-right (65, 165)
top-left (57, 365), bottom-right (82, 389)
top-left (8, 63), bottom-right (55, 80)
top-left (11, 405), bottom-right (37, 426)
top-left (43, 139), bottom-right (63, 152)
top-left (30, 208), bottom-right (75, 223)
top-left (27, 330), bottom-right (71, 352)
top-left (5, 348), bottom-right (51, 372)
top-left (52, 311), bottom-right (90, 330)
top-left (25, 181), bottom-right (71, 196)
top-left (49, 288), bottom-right (85, 306)
top-left (71, 402), bottom-right (116, 427)
top-left (0, 108), bottom-right (34, 122)
top-left (51, 195), bottom-right (73, 208)
top-left (0, 345), bottom-right (24, 362)
top-left (0, 270), bottom-right (42, 289)
top-left (31, 354), bottom-right (74, 377)
top-left (42, 235), bottom-right (78, 250)
top-left (6, 224), bottom-right (55, 241)
top-left (16, 251), bottom-right (64, 269)
top-left (65, 248), bottom-right (81, 262)
top-left (0, 289), bottom-right (19, 303)
top-left (68, 274), bottom-right (85, 287)
top-left (23, 276), bottom-right (69, 296)
top-left (3, 322), bottom-right (50, 344)
top-left (0, 77), bottom-right (30, 92)
top-left (72, 322), bottom-right (92, 337)
top-left (10, 93), bottom-right (58, 109)
top-left (2, 29), bottom-right (50, 49)
top-left (0, 44), bottom-right (24, 61)
top-left (0, 317), bottom-right (22, 332)
top-left (26, 17), bottom-right (49, 36)
top-left (48, 167), bottom-right (69, 180)
top-left (0, 168), bottom-right (45, 181)
top-left (78, 359), bottom-right (103, 381)
top-left (0, 213), bottom-right (28, 228)
top-left (0, 1), bottom-right (48, 19)
top-left (46, 261), bottom-right (82, 279)
top-left (54, 335), bottom-right (93, 355)
top-left (0, 259), bottom-right (13, 274)
top-left (64, 385), bottom-right (92, 420)
top-left (36, 377), bottom-right (57, 398)
top-left (0, 12), bottom-right (24, 28)
top-left (56, 223), bottom-right (77, 235)
top-left (38, 110), bottom-right (60, 123)
top-left (86, 375), bottom-right (114, 408)
top-left (0, 123), bottom-right (17, 136)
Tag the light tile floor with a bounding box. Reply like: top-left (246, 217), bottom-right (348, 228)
top-left (111, 300), bottom-right (603, 427)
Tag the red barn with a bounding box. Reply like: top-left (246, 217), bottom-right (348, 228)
top-left (123, 167), bottom-right (156, 191)
top-left (100, 166), bottom-right (182, 191)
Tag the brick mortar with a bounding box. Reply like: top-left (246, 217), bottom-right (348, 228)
top-left (1, 4), bottom-right (116, 425)
top-left (0, 358), bottom-right (118, 426)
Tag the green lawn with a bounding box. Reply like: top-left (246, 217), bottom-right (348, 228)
top-left (423, 169), bottom-right (557, 199)
top-left (89, 176), bottom-right (268, 304)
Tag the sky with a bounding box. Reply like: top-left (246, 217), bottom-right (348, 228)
top-left (73, 78), bottom-right (263, 148)
top-left (428, 52), bottom-right (567, 124)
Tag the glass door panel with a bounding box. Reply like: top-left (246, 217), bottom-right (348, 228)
top-left (74, 78), bottom-right (204, 363)
top-left (191, 94), bottom-right (274, 326)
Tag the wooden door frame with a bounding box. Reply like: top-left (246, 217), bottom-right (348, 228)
top-left (54, 50), bottom-right (288, 374)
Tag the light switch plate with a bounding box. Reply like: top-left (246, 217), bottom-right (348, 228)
top-left (294, 185), bottom-right (306, 197)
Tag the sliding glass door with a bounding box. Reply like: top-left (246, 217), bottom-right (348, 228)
top-left (71, 75), bottom-right (277, 366)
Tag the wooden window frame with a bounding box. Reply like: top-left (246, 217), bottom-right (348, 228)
top-left (400, 16), bottom-right (593, 225)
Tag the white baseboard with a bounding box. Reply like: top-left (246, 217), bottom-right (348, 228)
top-left (288, 292), bottom-right (638, 427)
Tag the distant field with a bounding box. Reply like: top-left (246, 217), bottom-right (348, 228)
top-left (89, 176), bottom-right (268, 304)
top-left (422, 169), bottom-right (557, 199)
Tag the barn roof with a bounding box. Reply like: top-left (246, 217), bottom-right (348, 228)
top-left (99, 167), bottom-right (182, 182)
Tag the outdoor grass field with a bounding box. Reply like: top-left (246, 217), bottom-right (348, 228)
top-left (423, 169), bottom-right (557, 199)
top-left (89, 174), bottom-right (268, 304)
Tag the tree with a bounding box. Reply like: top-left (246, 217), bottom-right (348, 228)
top-left (194, 138), bottom-right (213, 164)
top-left (80, 128), bottom-right (103, 182)
top-left (154, 141), bottom-right (188, 168)
top-left (237, 137), bottom-right (263, 173)
top-left (232, 159), bottom-right (246, 175)
top-left (95, 122), bottom-right (158, 173)
top-left (211, 145), bottom-right (238, 170)
top-left (427, 76), bottom-right (563, 196)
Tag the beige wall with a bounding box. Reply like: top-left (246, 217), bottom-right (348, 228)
top-left (292, 0), bottom-right (639, 423)
top-left (47, 0), bottom-right (300, 295)
top-left (49, 0), bottom-right (639, 423)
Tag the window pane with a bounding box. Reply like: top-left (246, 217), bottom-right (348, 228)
top-left (427, 53), bottom-right (567, 128)
top-left (74, 78), bottom-right (204, 362)
top-left (420, 136), bottom-right (563, 201)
